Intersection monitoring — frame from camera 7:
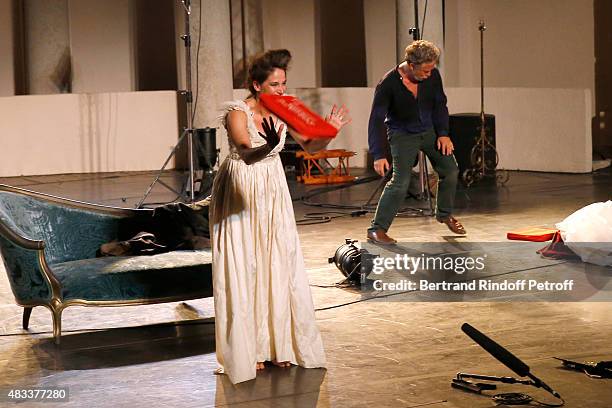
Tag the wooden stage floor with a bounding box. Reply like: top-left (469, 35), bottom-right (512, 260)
top-left (0, 168), bottom-right (610, 407)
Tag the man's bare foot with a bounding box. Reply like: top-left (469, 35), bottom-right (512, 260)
top-left (256, 362), bottom-right (265, 370)
top-left (272, 360), bottom-right (291, 368)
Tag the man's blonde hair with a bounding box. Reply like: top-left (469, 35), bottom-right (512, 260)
top-left (404, 40), bottom-right (440, 66)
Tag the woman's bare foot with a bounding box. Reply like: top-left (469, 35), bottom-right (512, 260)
top-left (256, 362), bottom-right (265, 370)
top-left (272, 360), bottom-right (291, 368)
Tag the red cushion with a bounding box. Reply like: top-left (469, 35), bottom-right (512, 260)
top-left (507, 227), bottom-right (558, 242)
top-left (260, 94), bottom-right (338, 138)
top-left (537, 231), bottom-right (580, 259)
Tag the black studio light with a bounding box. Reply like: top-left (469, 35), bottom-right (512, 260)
top-left (328, 239), bottom-right (375, 284)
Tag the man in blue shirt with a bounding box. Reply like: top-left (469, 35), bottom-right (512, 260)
top-left (367, 40), bottom-right (465, 244)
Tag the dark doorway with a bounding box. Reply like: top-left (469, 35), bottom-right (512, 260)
top-left (317, 0), bottom-right (367, 87)
top-left (134, 0), bottom-right (178, 91)
top-left (594, 0), bottom-right (612, 158)
top-left (12, 0), bottom-right (27, 95)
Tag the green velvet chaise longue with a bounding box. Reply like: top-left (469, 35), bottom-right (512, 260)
top-left (0, 184), bottom-right (213, 344)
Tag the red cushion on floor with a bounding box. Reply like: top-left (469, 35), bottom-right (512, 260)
top-left (260, 94), bottom-right (339, 138)
top-left (537, 231), bottom-right (580, 259)
top-left (507, 227), bottom-right (558, 242)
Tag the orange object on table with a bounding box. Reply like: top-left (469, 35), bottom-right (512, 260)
top-left (507, 227), bottom-right (559, 242)
top-left (296, 149), bottom-right (356, 185)
top-left (260, 94), bottom-right (338, 138)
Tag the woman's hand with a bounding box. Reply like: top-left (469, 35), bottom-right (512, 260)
top-left (230, 112), bottom-right (283, 165)
top-left (325, 104), bottom-right (351, 130)
top-left (287, 104), bottom-right (349, 154)
top-left (258, 116), bottom-right (284, 149)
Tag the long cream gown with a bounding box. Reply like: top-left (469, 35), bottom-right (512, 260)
top-left (209, 100), bottom-right (326, 384)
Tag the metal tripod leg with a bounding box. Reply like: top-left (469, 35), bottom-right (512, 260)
top-left (136, 0), bottom-right (202, 208)
top-left (364, 156), bottom-right (434, 216)
top-left (418, 151), bottom-right (435, 215)
top-left (364, 168), bottom-right (392, 208)
top-left (136, 128), bottom-right (188, 208)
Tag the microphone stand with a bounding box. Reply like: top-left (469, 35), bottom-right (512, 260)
top-left (452, 372), bottom-right (564, 406)
top-left (461, 19), bottom-right (509, 187)
top-left (453, 372), bottom-right (546, 391)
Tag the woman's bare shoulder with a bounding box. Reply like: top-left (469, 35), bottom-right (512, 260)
top-left (227, 108), bottom-right (248, 122)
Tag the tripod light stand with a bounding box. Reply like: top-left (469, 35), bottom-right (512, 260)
top-left (409, 0), bottom-right (434, 212)
top-left (365, 0), bottom-right (438, 215)
top-left (137, 0), bottom-right (213, 208)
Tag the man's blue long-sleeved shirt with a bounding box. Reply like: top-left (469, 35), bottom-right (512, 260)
top-left (368, 66), bottom-right (449, 160)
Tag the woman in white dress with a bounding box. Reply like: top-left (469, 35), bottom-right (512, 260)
top-left (209, 49), bottom-right (350, 384)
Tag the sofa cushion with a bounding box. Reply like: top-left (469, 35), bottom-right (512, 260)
top-left (50, 250), bottom-right (213, 302)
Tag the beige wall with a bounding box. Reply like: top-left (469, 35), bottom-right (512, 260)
top-left (68, 0), bottom-right (135, 93)
top-left (261, 0), bottom-right (317, 88)
top-left (444, 0), bottom-right (594, 95)
top-left (0, 0), bottom-right (15, 96)
top-left (0, 91), bottom-right (179, 177)
top-left (0, 85), bottom-right (592, 177)
top-left (446, 88), bottom-right (592, 173)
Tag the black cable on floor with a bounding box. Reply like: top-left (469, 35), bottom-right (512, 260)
top-left (296, 210), bottom-right (370, 225)
top-left (295, 174), bottom-right (379, 209)
top-left (294, 173), bottom-right (434, 224)
top-left (492, 392), bottom-right (565, 407)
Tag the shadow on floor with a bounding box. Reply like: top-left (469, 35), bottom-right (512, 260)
top-left (31, 318), bottom-right (216, 371)
top-left (214, 365), bottom-right (327, 408)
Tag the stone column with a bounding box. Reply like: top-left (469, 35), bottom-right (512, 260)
top-left (176, 0), bottom-right (233, 159)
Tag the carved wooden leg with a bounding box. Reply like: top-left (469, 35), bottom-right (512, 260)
top-left (22, 307), bottom-right (33, 329)
top-left (51, 307), bottom-right (63, 345)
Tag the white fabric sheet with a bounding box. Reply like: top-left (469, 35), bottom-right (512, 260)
top-left (556, 201), bottom-right (612, 266)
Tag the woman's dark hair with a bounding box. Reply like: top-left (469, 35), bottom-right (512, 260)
top-left (247, 49), bottom-right (292, 96)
